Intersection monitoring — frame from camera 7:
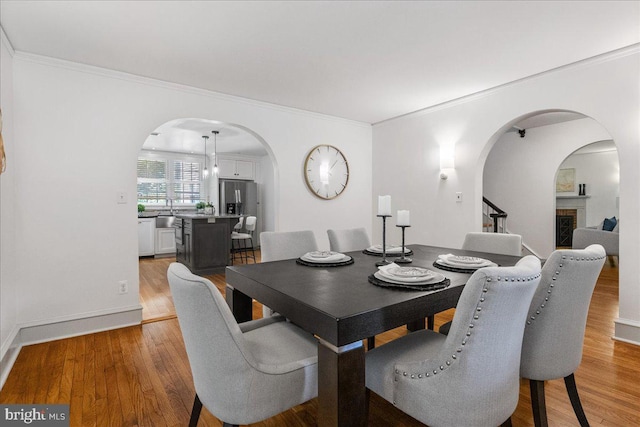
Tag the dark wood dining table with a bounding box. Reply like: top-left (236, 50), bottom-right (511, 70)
top-left (225, 244), bottom-right (522, 426)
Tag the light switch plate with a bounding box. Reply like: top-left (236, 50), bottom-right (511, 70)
top-left (456, 192), bottom-right (463, 202)
top-left (117, 191), bottom-right (127, 204)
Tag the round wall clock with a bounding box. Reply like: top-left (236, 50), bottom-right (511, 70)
top-left (304, 144), bottom-right (349, 200)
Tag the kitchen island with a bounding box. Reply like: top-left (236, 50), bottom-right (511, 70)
top-left (174, 214), bottom-right (243, 275)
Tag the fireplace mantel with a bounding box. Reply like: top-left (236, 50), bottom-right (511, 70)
top-left (556, 195), bottom-right (589, 228)
top-left (556, 195), bottom-right (591, 199)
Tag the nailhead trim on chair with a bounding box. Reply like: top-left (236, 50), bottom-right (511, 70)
top-left (395, 272), bottom-right (541, 383)
top-left (525, 253), bottom-right (605, 326)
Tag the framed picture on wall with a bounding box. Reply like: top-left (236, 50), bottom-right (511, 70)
top-left (556, 168), bottom-right (576, 193)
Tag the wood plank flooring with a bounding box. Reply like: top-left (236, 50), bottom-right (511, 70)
top-left (139, 253), bottom-right (261, 322)
top-left (2, 260), bottom-right (638, 426)
top-left (138, 256), bottom-right (179, 322)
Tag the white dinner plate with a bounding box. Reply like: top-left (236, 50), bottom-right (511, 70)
top-left (307, 250), bottom-right (339, 259)
top-left (447, 255), bottom-right (485, 265)
top-left (378, 267), bottom-right (435, 283)
top-left (301, 253), bottom-right (350, 263)
top-left (374, 271), bottom-right (445, 286)
top-left (435, 257), bottom-right (496, 269)
top-left (385, 266), bottom-right (433, 278)
top-left (367, 245), bottom-right (410, 254)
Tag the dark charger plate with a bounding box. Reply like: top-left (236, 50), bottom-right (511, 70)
top-left (296, 256), bottom-right (354, 267)
top-left (432, 260), bottom-right (499, 274)
top-left (368, 274), bottom-right (450, 291)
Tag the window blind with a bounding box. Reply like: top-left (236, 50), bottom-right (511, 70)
top-left (137, 155), bottom-right (204, 205)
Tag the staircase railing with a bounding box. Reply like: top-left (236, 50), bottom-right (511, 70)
top-left (483, 197), bottom-right (508, 233)
top-left (482, 197), bottom-right (542, 259)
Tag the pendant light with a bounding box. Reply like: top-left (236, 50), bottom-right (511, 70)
top-left (202, 135), bottom-right (209, 178)
top-left (212, 130), bottom-right (219, 175)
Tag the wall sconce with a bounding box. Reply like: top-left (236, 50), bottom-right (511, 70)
top-left (439, 145), bottom-right (455, 180)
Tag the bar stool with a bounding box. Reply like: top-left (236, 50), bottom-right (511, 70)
top-left (230, 217), bottom-right (245, 265)
top-left (230, 216), bottom-right (256, 264)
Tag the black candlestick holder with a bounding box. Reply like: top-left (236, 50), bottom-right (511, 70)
top-left (395, 225), bottom-right (412, 264)
top-left (376, 215), bottom-right (392, 266)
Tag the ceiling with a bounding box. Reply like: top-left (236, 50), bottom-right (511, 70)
top-left (141, 119), bottom-right (267, 157)
top-left (1, 1), bottom-right (637, 154)
top-left (572, 139), bottom-right (617, 155)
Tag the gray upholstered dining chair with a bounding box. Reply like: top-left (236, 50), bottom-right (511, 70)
top-left (439, 231), bottom-right (524, 336)
top-left (259, 230), bottom-right (319, 317)
top-left (462, 231), bottom-right (523, 256)
top-left (326, 227), bottom-right (376, 348)
top-left (327, 227), bottom-right (371, 252)
top-left (259, 230), bottom-right (318, 262)
top-left (167, 263), bottom-right (318, 427)
top-left (365, 256), bottom-right (541, 427)
top-left (520, 244), bottom-right (606, 427)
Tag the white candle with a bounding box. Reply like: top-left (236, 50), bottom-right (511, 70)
top-left (378, 195), bottom-right (391, 216)
top-left (397, 210), bottom-right (410, 226)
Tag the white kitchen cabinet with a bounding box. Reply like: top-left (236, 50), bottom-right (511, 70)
top-left (155, 227), bottom-right (177, 255)
top-left (138, 218), bottom-right (156, 256)
top-left (218, 158), bottom-right (254, 180)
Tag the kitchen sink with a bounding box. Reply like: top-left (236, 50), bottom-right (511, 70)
top-left (156, 216), bottom-right (176, 228)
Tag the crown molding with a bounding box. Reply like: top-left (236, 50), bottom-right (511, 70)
top-left (12, 50), bottom-right (371, 129)
top-left (374, 43), bottom-right (640, 127)
top-left (0, 26), bottom-right (16, 56)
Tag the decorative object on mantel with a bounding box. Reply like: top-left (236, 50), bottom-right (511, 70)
top-left (0, 108), bottom-right (6, 174)
top-left (395, 210), bottom-right (412, 264)
top-left (376, 195), bottom-right (392, 266)
top-left (579, 183), bottom-right (586, 196)
top-left (556, 168), bottom-right (576, 193)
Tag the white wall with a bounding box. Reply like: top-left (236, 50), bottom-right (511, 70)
top-left (372, 47), bottom-right (640, 344)
top-left (1, 52), bottom-right (371, 356)
top-left (559, 149), bottom-right (619, 225)
top-left (483, 118), bottom-right (614, 256)
top-left (258, 154), bottom-right (276, 234)
top-left (0, 30), bottom-right (19, 369)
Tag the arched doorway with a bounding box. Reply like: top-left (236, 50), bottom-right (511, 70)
top-left (481, 111), bottom-right (616, 259)
top-left (136, 118), bottom-right (277, 322)
top-left (555, 140), bottom-right (619, 262)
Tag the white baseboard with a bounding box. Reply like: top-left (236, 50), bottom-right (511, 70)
top-left (0, 306), bottom-right (142, 390)
top-left (0, 326), bottom-right (21, 390)
top-left (613, 317), bottom-right (640, 346)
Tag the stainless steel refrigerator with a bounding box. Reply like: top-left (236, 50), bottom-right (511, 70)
top-left (219, 180), bottom-right (258, 217)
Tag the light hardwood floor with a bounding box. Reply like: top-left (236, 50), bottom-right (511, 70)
top-left (2, 259), bottom-right (638, 426)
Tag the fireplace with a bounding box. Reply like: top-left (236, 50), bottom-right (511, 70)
top-left (556, 209), bottom-right (577, 247)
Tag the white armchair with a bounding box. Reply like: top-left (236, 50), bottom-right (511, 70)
top-left (572, 226), bottom-right (618, 256)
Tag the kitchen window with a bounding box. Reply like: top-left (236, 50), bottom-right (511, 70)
top-left (137, 151), bottom-right (202, 206)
